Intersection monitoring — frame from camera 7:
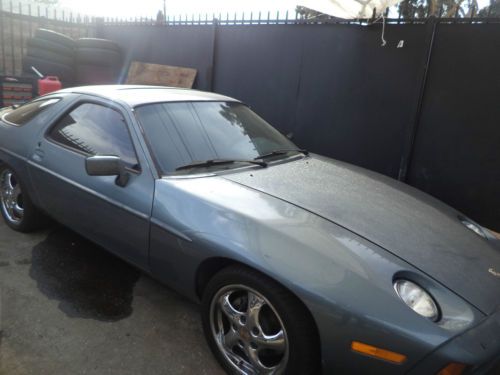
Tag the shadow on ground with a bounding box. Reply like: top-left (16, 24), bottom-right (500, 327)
top-left (29, 226), bottom-right (141, 322)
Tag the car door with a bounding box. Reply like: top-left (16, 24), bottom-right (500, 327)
top-left (27, 98), bottom-right (154, 271)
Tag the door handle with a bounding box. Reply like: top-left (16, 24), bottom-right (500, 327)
top-left (32, 147), bottom-right (45, 162)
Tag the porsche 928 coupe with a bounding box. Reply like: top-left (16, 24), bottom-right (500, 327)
top-left (0, 86), bottom-right (499, 375)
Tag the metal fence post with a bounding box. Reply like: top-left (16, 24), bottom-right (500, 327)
top-left (397, 17), bottom-right (439, 181)
top-left (209, 17), bottom-right (219, 92)
top-left (0, 0), bottom-right (5, 74)
top-left (18, 2), bottom-right (24, 65)
top-left (94, 16), bottom-right (104, 38)
top-left (9, 1), bottom-right (14, 75)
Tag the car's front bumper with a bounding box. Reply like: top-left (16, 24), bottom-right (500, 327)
top-left (408, 307), bottom-right (500, 374)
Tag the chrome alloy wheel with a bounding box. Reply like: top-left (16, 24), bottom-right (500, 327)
top-left (0, 168), bottom-right (24, 224)
top-left (210, 284), bottom-right (289, 374)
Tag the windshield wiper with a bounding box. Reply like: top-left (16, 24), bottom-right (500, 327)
top-left (254, 149), bottom-right (309, 160)
top-left (175, 159), bottom-right (267, 172)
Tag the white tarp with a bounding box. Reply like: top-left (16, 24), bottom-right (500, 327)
top-left (297, 0), bottom-right (403, 19)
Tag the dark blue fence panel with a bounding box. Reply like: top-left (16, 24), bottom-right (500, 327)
top-left (293, 23), bottom-right (429, 178)
top-left (213, 24), bottom-right (304, 137)
top-left (407, 23), bottom-right (500, 230)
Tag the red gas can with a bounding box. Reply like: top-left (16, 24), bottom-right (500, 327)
top-left (38, 76), bottom-right (62, 96)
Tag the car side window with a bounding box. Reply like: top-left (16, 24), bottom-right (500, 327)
top-left (2, 98), bottom-right (60, 126)
top-left (47, 103), bottom-right (140, 170)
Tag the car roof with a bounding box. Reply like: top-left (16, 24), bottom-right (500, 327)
top-left (56, 85), bottom-right (240, 107)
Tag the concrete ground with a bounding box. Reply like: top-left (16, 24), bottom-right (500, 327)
top-left (0, 221), bottom-right (224, 375)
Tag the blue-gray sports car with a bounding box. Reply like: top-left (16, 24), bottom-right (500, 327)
top-left (0, 85), bottom-right (499, 374)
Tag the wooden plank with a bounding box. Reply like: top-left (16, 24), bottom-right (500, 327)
top-left (125, 61), bottom-right (197, 88)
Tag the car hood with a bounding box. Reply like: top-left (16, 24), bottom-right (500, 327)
top-left (223, 155), bottom-right (500, 314)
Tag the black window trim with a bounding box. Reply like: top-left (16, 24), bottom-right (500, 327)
top-left (44, 99), bottom-right (142, 174)
top-left (1, 97), bottom-right (63, 127)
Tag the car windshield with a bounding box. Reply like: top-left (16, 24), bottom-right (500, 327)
top-left (135, 101), bottom-right (298, 174)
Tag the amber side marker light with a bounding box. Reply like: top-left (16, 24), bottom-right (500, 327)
top-left (436, 363), bottom-right (467, 375)
top-left (351, 341), bottom-right (407, 364)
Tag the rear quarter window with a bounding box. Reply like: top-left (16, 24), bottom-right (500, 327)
top-left (1, 98), bottom-right (60, 126)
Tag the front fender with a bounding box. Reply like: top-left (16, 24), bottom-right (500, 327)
top-left (149, 176), bottom-right (482, 374)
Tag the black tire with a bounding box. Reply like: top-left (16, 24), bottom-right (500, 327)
top-left (35, 28), bottom-right (75, 49)
top-left (75, 63), bottom-right (120, 85)
top-left (0, 164), bottom-right (47, 232)
top-left (27, 37), bottom-right (74, 56)
top-left (22, 55), bottom-right (75, 84)
top-left (201, 265), bottom-right (321, 375)
top-left (76, 47), bottom-right (122, 67)
top-left (76, 38), bottom-right (121, 52)
top-left (26, 47), bottom-right (74, 67)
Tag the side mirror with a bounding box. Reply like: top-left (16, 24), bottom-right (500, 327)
top-left (85, 155), bottom-right (130, 187)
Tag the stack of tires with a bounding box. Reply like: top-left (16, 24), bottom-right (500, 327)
top-left (75, 38), bottom-right (122, 85)
top-left (23, 29), bottom-right (124, 88)
top-left (23, 29), bottom-right (76, 85)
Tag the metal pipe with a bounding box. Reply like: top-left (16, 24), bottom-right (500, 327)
top-left (398, 18), bottom-right (438, 181)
